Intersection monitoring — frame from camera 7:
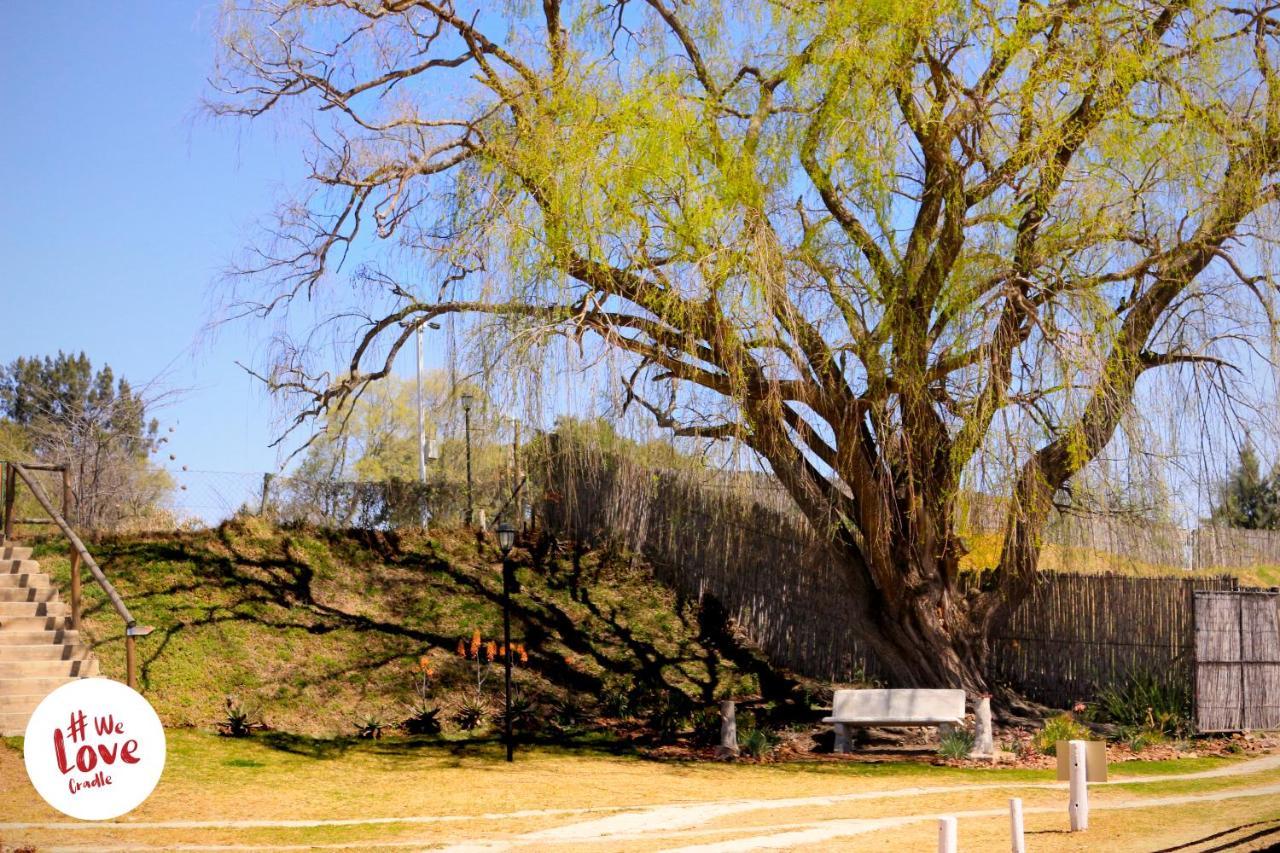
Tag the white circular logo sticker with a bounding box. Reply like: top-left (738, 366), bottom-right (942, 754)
top-left (23, 679), bottom-right (166, 820)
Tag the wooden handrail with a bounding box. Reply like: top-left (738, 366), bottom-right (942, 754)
top-left (4, 461), bottom-right (152, 689)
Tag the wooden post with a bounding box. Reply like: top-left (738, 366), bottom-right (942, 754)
top-left (717, 700), bottom-right (739, 758)
top-left (3, 463), bottom-right (14, 543)
top-left (61, 465), bottom-right (72, 525)
top-left (1009, 798), bottom-right (1025, 853)
top-left (938, 816), bottom-right (957, 853)
top-left (259, 473), bottom-right (274, 516)
top-left (70, 549), bottom-right (82, 631)
top-left (126, 632), bottom-right (137, 690)
top-left (1068, 739), bottom-right (1089, 831)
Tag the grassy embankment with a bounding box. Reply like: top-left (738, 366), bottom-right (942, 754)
top-left (26, 517), bottom-right (762, 737)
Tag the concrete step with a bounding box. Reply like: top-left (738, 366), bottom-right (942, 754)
top-left (0, 692), bottom-right (51, 715)
top-left (0, 586), bottom-right (59, 603)
top-left (0, 574), bottom-right (51, 589)
top-left (1, 559), bottom-right (40, 574)
top-left (0, 546), bottom-right (33, 561)
top-left (0, 600), bottom-right (68, 618)
top-left (1, 710), bottom-right (38, 736)
top-left (0, 643), bottom-right (90, 660)
top-left (0, 629), bottom-right (80, 645)
top-left (0, 658), bottom-right (97, 678)
top-left (0, 616), bottom-right (72, 632)
top-left (0, 676), bottom-right (81, 698)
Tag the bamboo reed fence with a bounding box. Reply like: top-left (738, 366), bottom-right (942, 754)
top-left (540, 440), bottom-right (1248, 707)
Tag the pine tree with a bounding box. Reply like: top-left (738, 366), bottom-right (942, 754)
top-left (1210, 445), bottom-right (1280, 530)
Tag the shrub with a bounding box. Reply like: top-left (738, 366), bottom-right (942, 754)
top-left (1095, 671), bottom-right (1192, 738)
top-left (1033, 713), bottom-right (1091, 755)
top-left (452, 695), bottom-right (487, 731)
top-left (550, 693), bottom-right (592, 733)
top-left (739, 728), bottom-right (776, 758)
top-left (356, 715), bottom-right (386, 739)
top-left (494, 691), bottom-right (542, 735)
top-left (644, 694), bottom-right (692, 743)
top-left (938, 728), bottom-right (976, 760)
top-left (217, 696), bottom-right (259, 738)
top-left (598, 676), bottom-right (635, 718)
top-left (691, 706), bottom-right (723, 747)
top-left (403, 706), bottom-right (442, 735)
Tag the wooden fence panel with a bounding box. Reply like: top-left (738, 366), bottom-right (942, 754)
top-left (1194, 591), bottom-right (1280, 732)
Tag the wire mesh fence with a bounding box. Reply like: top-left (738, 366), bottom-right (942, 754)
top-left (164, 466), bottom-right (524, 530)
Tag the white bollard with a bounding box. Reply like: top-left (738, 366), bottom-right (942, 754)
top-left (716, 700), bottom-right (738, 759)
top-left (1068, 739), bottom-right (1089, 831)
top-left (938, 816), bottom-right (958, 853)
top-left (1009, 797), bottom-right (1025, 853)
top-left (972, 697), bottom-right (994, 759)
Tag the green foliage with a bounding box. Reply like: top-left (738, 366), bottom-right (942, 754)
top-left (1033, 714), bottom-right (1091, 755)
top-left (1095, 671), bottom-right (1192, 739)
top-left (451, 696), bottom-right (487, 732)
top-left (494, 691), bottom-right (542, 735)
top-left (691, 707), bottom-right (723, 748)
top-left (937, 729), bottom-right (975, 760)
top-left (1210, 445), bottom-right (1280, 530)
top-left (356, 715), bottom-right (386, 739)
top-left (218, 697), bottom-right (258, 738)
top-left (550, 693), bottom-right (592, 734)
top-left (402, 706), bottom-right (442, 736)
top-left (738, 728), bottom-right (776, 759)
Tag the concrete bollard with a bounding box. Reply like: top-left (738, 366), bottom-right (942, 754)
top-left (716, 700), bottom-right (739, 759)
top-left (1068, 739), bottom-right (1089, 831)
top-left (1009, 797), bottom-right (1025, 853)
top-left (938, 816), bottom-right (958, 853)
top-left (971, 696), bottom-right (994, 759)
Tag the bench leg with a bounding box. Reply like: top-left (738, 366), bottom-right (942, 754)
top-left (834, 723), bottom-right (849, 754)
top-left (937, 722), bottom-right (953, 739)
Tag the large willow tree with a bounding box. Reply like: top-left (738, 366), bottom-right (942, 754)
top-left (214, 0), bottom-right (1280, 692)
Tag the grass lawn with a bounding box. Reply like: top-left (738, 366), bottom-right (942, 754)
top-left (2, 730), bottom-right (1279, 851)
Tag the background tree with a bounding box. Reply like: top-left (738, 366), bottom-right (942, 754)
top-left (0, 351), bottom-right (170, 530)
top-left (1210, 445), bottom-right (1280, 530)
top-left (213, 0), bottom-right (1280, 695)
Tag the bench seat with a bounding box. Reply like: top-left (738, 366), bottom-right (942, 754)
top-left (824, 688), bottom-right (967, 752)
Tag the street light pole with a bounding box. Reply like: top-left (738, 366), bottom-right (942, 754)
top-left (461, 393), bottom-right (474, 527)
top-left (416, 326), bottom-right (426, 485)
top-left (496, 523), bottom-right (516, 762)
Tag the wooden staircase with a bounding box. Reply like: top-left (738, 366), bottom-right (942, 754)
top-left (0, 541), bottom-right (100, 736)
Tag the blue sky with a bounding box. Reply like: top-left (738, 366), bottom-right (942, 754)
top-left (0, 3), bottom-right (343, 476)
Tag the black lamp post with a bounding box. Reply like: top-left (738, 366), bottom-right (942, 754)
top-left (496, 522), bottom-right (517, 762)
top-left (460, 393), bottom-right (475, 527)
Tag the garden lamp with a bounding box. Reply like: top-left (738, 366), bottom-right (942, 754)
top-left (496, 522), bottom-right (516, 554)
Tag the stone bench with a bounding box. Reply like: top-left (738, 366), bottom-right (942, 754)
top-left (822, 688), bottom-right (966, 753)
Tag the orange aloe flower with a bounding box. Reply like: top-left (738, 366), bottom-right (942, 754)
top-left (485, 640), bottom-right (498, 661)
top-left (419, 655), bottom-right (432, 672)
top-left (456, 638), bottom-right (466, 658)
top-left (470, 629), bottom-right (482, 658)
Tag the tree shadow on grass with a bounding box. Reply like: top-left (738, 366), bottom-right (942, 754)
top-left (79, 523), bottom-right (757, 728)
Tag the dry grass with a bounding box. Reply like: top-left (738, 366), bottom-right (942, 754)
top-left (2, 731), bottom-right (1278, 851)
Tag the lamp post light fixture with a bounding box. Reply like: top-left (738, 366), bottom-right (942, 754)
top-left (460, 393), bottom-right (475, 527)
top-left (496, 522), bottom-right (517, 762)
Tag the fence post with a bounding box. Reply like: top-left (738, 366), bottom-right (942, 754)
top-left (259, 473), bottom-right (274, 516)
top-left (3, 462), bottom-right (14, 543)
top-left (938, 816), bottom-right (957, 853)
top-left (1068, 739), bottom-right (1089, 831)
top-left (1009, 798), bottom-right (1025, 853)
top-left (70, 549), bottom-right (82, 631)
top-left (126, 631), bottom-right (137, 690)
top-left (61, 465), bottom-right (73, 526)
